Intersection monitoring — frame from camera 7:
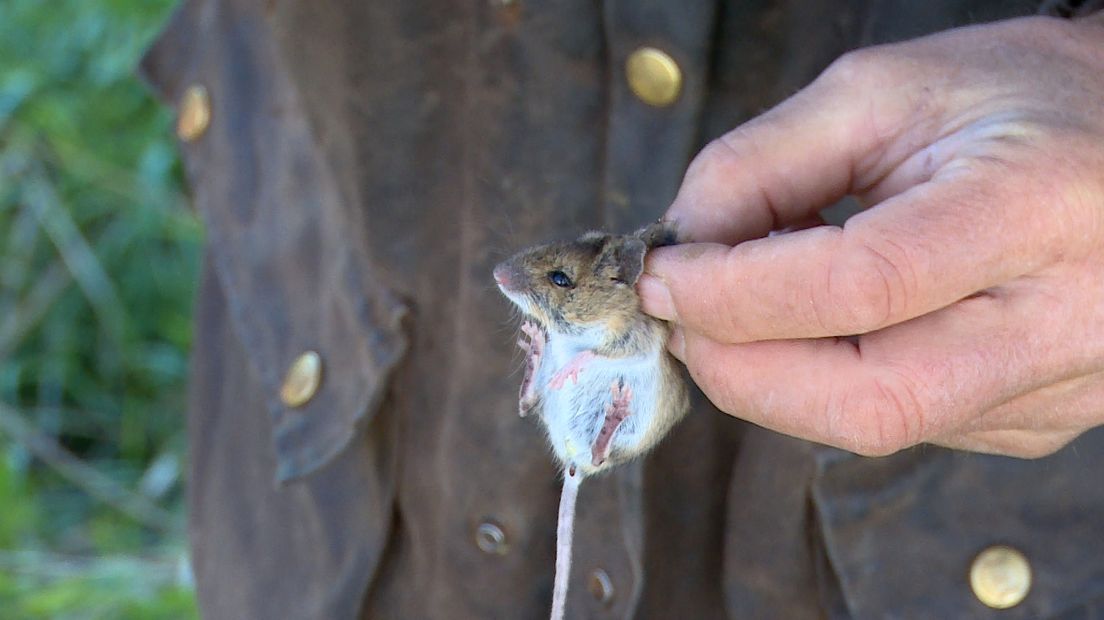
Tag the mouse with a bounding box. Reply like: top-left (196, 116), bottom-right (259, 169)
top-left (493, 220), bottom-right (689, 620)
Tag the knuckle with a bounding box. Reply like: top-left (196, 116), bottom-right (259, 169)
top-left (691, 127), bottom-right (772, 185)
top-left (870, 371), bottom-right (928, 450)
top-left (688, 137), bottom-right (741, 180)
top-left (685, 127), bottom-right (779, 229)
top-left (711, 247), bottom-right (756, 340)
top-left (822, 373), bottom-right (927, 456)
top-left (817, 233), bottom-right (913, 334)
top-left (820, 48), bottom-right (883, 87)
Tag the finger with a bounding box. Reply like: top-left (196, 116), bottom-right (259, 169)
top-left (931, 429), bottom-right (1082, 458)
top-left (642, 159), bottom-right (1078, 342)
top-left (961, 372), bottom-right (1104, 433)
top-left (665, 46), bottom-right (944, 245)
top-left (670, 268), bottom-right (1104, 456)
top-left (770, 214), bottom-right (827, 236)
top-left (929, 370), bottom-right (1104, 457)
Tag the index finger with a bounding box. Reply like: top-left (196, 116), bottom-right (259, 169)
top-left (640, 162), bottom-right (1073, 342)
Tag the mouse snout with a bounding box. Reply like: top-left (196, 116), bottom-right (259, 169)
top-left (493, 262), bottom-right (525, 292)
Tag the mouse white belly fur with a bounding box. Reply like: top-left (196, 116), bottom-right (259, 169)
top-left (535, 327), bottom-right (667, 475)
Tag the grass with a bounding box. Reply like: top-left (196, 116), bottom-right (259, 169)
top-left (0, 0), bottom-right (200, 616)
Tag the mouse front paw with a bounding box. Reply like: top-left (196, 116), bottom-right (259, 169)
top-left (517, 321), bottom-right (546, 417)
top-left (548, 351), bottom-right (597, 391)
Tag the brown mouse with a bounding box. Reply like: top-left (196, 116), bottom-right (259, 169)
top-left (493, 221), bottom-right (689, 620)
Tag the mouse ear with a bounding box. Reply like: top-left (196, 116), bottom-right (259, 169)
top-left (634, 219), bottom-right (680, 248)
top-left (597, 236), bottom-right (647, 285)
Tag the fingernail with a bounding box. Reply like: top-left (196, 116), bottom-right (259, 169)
top-left (668, 327), bottom-right (686, 361)
top-left (637, 274), bottom-right (678, 322)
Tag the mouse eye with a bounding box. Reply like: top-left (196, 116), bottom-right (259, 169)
top-left (548, 270), bottom-right (574, 288)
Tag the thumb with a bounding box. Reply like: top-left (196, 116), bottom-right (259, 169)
top-left (666, 47), bottom-right (939, 245)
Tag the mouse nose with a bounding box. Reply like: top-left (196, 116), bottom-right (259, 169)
top-left (493, 263), bottom-right (514, 288)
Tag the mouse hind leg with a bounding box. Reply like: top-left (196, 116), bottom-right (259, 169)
top-left (590, 379), bottom-right (633, 467)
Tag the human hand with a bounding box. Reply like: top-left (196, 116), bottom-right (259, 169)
top-left (637, 15), bottom-right (1104, 458)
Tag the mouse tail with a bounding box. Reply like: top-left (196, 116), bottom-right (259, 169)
top-left (550, 466), bottom-right (582, 620)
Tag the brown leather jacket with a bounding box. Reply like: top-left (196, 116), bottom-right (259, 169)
top-left (142, 0), bottom-right (1104, 618)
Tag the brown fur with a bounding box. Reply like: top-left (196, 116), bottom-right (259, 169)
top-left (496, 222), bottom-right (676, 355)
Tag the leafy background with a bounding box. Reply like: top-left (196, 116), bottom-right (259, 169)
top-left (0, 0), bottom-right (200, 617)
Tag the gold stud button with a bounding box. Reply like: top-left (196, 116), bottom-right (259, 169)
top-left (625, 47), bottom-right (682, 107)
top-left (970, 545), bottom-right (1032, 609)
top-left (280, 351), bottom-right (322, 408)
top-left (176, 84), bottom-right (211, 142)
top-left (588, 569), bottom-right (614, 606)
top-left (474, 521), bottom-right (508, 555)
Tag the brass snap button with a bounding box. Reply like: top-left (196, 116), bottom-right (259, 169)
top-left (625, 47), bottom-right (682, 107)
top-left (176, 84), bottom-right (211, 142)
top-left (970, 545), bottom-right (1032, 609)
top-left (280, 351), bottom-right (323, 408)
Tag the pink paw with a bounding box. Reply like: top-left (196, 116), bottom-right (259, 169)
top-left (518, 322), bottom-right (544, 350)
top-left (591, 380), bottom-right (633, 467)
top-left (609, 382), bottom-right (633, 412)
top-left (548, 351), bottom-right (596, 391)
top-left (517, 321), bottom-right (546, 417)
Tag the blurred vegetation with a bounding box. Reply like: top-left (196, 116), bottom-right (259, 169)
top-left (0, 0), bottom-right (200, 617)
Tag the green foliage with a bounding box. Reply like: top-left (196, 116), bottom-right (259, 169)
top-left (0, 560), bottom-right (196, 620)
top-left (0, 454), bottom-right (37, 549)
top-left (0, 0), bottom-right (199, 616)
